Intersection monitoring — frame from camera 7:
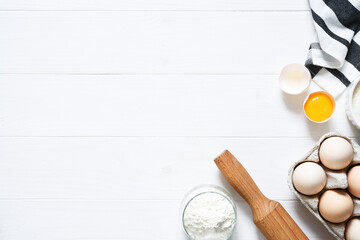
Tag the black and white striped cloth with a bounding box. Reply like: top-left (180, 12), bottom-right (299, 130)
top-left (305, 0), bottom-right (360, 97)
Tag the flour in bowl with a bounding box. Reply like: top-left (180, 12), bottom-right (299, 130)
top-left (183, 192), bottom-right (236, 240)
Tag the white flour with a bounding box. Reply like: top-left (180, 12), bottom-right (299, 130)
top-left (183, 192), bottom-right (236, 240)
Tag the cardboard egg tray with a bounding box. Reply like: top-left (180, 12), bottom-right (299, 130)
top-left (288, 132), bottom-right (360, 240)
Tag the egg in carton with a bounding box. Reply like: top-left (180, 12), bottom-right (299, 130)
top-left (288, 132), bottom-right (360, 240)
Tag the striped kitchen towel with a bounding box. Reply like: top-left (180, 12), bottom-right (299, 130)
top-left (305, 0), bottom-right (360, 97)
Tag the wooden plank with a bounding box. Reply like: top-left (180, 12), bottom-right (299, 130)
top-left (0, 11), bottom-right (313, 74)
top-left (0, 199), bottom-right (333, 239)
top-left (0, 0), bottom-right (309, 11)
top-left (0, 137), bottom-right (352, 201)
top-left (0, 75), bottom-right (354, 137)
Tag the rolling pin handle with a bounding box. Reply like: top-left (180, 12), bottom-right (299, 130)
top-left (214, 150), bottom-right (308, 240)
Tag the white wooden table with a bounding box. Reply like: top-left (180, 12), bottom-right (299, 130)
top-left (0, 0), bottom-right (358, 239)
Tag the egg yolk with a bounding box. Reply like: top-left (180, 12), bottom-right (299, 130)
top-left (304, 91), bottom-right (334, 122)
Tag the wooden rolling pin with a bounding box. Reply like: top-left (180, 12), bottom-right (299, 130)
top-left (215, 150), bottom-right (308, 240)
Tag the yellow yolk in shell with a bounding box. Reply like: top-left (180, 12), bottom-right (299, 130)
top-left (304, 91), bottom-right (335, 122)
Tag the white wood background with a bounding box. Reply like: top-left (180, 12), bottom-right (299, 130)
top-left (0, 0), bottom-right (358, 239)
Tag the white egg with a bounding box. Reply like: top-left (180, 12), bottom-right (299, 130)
top-left (348, 165), bottom-right (360, 198)
top-left (292, 162), bottom-right (326, 195)
top-left (319, 190), bottom-right (353, 223)
top-left (319, 137), bottom-right (353, 170)
top-left (346, 218), bottom-right (360, 240)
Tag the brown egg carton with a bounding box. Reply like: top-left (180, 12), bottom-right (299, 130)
top-left (288, 132), bottom-right (360, 240)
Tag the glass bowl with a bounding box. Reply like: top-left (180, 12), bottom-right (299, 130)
top-left (180, 185), bottom-right (237, 240)
top-left (346, 79), bottom-right (360, 129)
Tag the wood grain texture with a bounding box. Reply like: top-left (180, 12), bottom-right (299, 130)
top-left (0, 137), bottom-right (301, 200)
top-left (215, 150), bottom-right (269, 207)
top-left (0, 137), bottom-right (336, 240)
top-left (0, 1), bottom-right (352, 239)
top-left (0, 75), bottom-right (356, 137)
top-left (215, 150), bottom-right (308, 240)
top-left (0, 0), bottom-right (309, 10)
top-left (0, 75), bottom-right (358, 140)
top-left (0, 200), bottom-right (332, 240)
top-left (0, 12), bottom-right (313, 74)
top-left (1, 137), bottom-right (358, 201)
